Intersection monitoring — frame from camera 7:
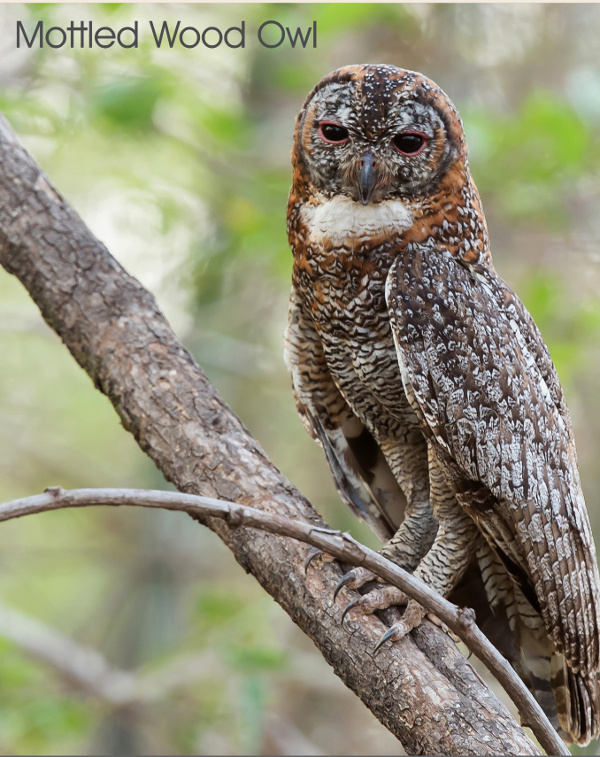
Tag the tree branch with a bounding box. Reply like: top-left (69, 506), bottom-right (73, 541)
top-left (0, 112), bottom-right (541, 755)
top-left (0, 598), bottom-right (230, 707)
top-left (0, 602), bottom-right (344, 706)
top-left (0, 601), bottom-right (139, 705)
top-left (0, 486), bottom-right (568, 755)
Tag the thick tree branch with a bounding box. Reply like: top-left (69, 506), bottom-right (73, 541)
top-left (0, 486), bottom-right (568, 755)
top-left (0, 113), bottom-right (540, 755)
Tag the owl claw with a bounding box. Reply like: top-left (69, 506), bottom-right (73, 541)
top-left (374, 625), bottom-right (400, 653)
top-left (304, 547), bottom-right (322, 573)
top-left (332, 567), bottom-right (379, 601)
top-left (341, 598), bottom-right (360, 624)
top-left (304, 549), bottom-right (336, 572)
top-left (373, 601), bottom-right (428, 652)
top-left (333, 572), bottom-right (355, 600)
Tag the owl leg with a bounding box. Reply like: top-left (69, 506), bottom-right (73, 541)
top-left (376, 444), bottom-right (479, 643)
top-left (334, 496), bottom-right (437, 598)
top-left (410, 443), bottom-right (479, 595)
top-left (379, 432), bottom-right (438, 569)
top-left (336, 428), bottom-right (438, 607)
top-left (342, 443), bottom-right (479, 645)
top-left (335, 432), bottom-right (437, 597)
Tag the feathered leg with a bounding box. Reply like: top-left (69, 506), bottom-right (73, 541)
top-left (341, 442), bottom-right (479, 643)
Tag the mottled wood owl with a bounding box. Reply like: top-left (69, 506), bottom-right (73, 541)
top-left (284, 64), bottom-right (600, 746)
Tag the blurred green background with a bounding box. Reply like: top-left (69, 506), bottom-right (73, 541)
top-left (0, 3), bottom-right (599, 755)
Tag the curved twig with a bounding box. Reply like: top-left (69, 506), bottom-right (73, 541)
top-left (0, 486), bottom-right (568, 757)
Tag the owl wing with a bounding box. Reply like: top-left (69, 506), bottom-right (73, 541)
top-left (385, 245), bottom-right (600, 675)
top-left (285, 287), bottom-right (407, 542)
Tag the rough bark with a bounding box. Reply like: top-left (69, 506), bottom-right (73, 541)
top-left (0, 114), bottom-right (539, 756)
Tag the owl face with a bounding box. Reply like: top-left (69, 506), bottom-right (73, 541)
top-left (294, 65), bottom-right (466, 205)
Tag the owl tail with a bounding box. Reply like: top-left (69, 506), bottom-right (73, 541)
top-left (517, 623), bottom-right (600, 745)
top-left (517, 625), bottom-right (562, 734)
top-left (455, 549), bottom-right (600, 744)
top-left (551, 656), bottom-right (600, 746)
top-left (519, 628), bottom-right (600, 745)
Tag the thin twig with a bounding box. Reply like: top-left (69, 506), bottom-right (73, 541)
top-left (0, 486), bottom-right (568, 756)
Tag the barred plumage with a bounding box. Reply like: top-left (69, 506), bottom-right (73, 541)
top-left (285, 64), bottom-right (600, 744)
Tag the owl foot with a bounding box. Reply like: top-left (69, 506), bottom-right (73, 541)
top-left (340, 584), bottom-right (409, 623)
top-left (425, 612), bottom-right (461, 643)
top-left (373, 601), bottom-right (428, 651)
top-left (339, 581), bottom-right (459, 645)
top-left (338, 579), bottom-right (431, 648)
top-left (333, 567), bottom-right (379, 600)
top-left (334, 569), bottom-right (445, 645)
top-left (304, 548), bottom-right (336, 573)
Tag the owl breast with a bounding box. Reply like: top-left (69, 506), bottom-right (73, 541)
top-left (321, 323), bottom-right (415, 439)
top-left (293, 199), bottom-right (419, 438)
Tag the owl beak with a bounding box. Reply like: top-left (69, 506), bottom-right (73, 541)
top-left (358, 153), bottom-right (377, 205)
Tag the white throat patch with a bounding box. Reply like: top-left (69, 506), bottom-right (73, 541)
top-left (300, 195), bottom-right (413, 247)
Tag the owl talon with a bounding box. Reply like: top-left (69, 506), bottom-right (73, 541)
top-left (374, 601), bottom-right (427, 652)
top-left (333, 574), bottom-right (350, 601)
top-left (334, 567), bottom-right (379, 601)
top-left (304, 547), bottom-right (322, 573)
top-left (374, 625), bottom-right (400, 653)
top-left (304, 549), bottom-right (336, 573)
top-left (332, 567), bottom-right (379, 601)
top-left (341, 598), bottom-right (360, 624)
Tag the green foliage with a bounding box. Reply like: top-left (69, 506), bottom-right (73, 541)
top-left (0, 649), bottom-right (92, 754)
top-left (465, 93), bottom-right (596, 226)
top-left (519, 273), bottom-right (600, 387)
top-left (91, 76), bottom-right (167, 132)
top-left (196, 589), bottom-right (244, 626)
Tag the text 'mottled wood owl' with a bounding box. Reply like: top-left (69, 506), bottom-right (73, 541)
top-left (284, 64), bottom-right (600, 745)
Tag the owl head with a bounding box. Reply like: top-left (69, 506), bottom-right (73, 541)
top-left (292, 64), bottom-right (468, 205)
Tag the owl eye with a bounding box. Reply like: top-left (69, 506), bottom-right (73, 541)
top-left (319, 122), bottom-right (350, 144)
top-left (392, 132), bottom-right (427, 156)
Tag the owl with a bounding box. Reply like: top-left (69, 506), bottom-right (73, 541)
top-left (284, 64), bottom-right (600, 746)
